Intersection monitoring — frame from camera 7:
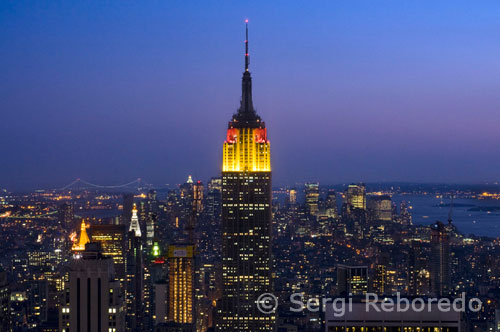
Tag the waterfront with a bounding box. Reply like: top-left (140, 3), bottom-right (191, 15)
top-left (392, 194), bottom-right (500, 238)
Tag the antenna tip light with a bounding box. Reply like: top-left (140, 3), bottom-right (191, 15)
top-left (245, 19), bottom-right (249, 23)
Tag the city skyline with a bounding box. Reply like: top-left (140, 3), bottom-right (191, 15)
top-left (3, 6), bottom-right (500, 330)
top-left (2, 1), bottom-right (500, 190)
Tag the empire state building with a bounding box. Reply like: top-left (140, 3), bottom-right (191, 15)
top-left (218, 22), bottom-right (275, 331)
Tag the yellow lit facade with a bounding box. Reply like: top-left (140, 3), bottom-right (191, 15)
top-left (222, 127), bottom-right (270, 172)
top-left (167, 245), bottom-right (194, 324)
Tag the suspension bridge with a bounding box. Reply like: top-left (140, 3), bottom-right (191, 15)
top-left (56, 178), bottom-right (152, 191)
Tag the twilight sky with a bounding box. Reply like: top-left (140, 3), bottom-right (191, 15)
top-left (2, 1), bottom-right (500, 190)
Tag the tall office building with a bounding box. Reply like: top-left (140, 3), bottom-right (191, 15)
top-left (126, 206), bottom-right (143, 331)
top-left (59, 243), bottom-right (124, 332)
top-left (58, 202), bottom-right (74, 229)
top-left (206, 177), bottom-right (222, 220)
top-left (193, 181), bottom-right (204, 214)
top-left (305, 183), bottom-right (320, 216)
top-left (431, 221), bottom-right (450, 296)
top-left (122, 193), bottom-right (134, 226)
top-left (166, 244), bottom-right (195, 330)
top-left (145, 190), bottom-right (158, 247)
top-left (89, 224), bottom-right (127, 282)
top-left (337, 265), bottom-right (369, 296)
top-left (126, 230), bottom-right (143, 332)
top-left (345, 184), bottom-right (366, 210)
top-left (367, 195), bottom-right (392, 221)
top-left (325, 189), bottom-right (337, 218)
top-left (408, 240), bottom-right (431, 296)
top-left (218, 22), bottom-right (274, 331)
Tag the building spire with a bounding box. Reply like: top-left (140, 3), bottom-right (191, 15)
top-left (233, 19), bottom-right (261, 126)
top-left (245, 19), bottom-right (249, 72)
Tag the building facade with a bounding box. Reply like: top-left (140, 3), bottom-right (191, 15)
top-left (218, 22), bottom-right (275, 331)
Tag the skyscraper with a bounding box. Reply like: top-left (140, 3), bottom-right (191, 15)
top-left (126, 230), bottom-right (143, 332)
top-left (167, 244), bottom-right (195, 329)
top-left (218, 22), bottom-right (274, 331)
top-left (59, 243), bottom-right (125, 332)
top-left (145, 190), bottom-right (158, 247)
top-left (367, 195), bottom-right (392, 221)
top-left (305, 183), bottom-right (320, 216)
top-left (345, 183), bottom-right (366, 210)
top-left (431, 221), bottom-right (450, 296)
top-left (408, 240), bottom-right (431, 296)
top-left (89, 224), bottom-right (127, 282)
top-left (58, 202), bottom-right (74, 229)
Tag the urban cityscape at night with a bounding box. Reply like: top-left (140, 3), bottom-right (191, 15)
top-left (2, 2), bottom-right (500, 332)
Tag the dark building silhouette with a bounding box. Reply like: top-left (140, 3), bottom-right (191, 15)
top-left (122, 193), bottom-right (134, 226)
top-left (59, 243), bottom-right (124, 332)
top-left (431, 221), bottom-right (450, 296)
top-left (58, 202), bottom-right (74, 229)
top-left (126, 229), bottom-right (143, 331)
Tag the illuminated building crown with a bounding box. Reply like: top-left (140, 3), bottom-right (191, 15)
top-left (129, 203), bottom-right (142, 237)
top-left (72, 220), bottom-right (90, 251)
top-left (223, 21), bottom-right (271, 172)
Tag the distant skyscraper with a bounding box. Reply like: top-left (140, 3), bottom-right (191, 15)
top-left (206, 177), bottom-right (222, 220)
top-left (59, 243), bottom-right (124, 332)
top-left (218, 22), bottom-right (274, 331)
top-left (288, 188), bottom-right (297, 205)
top-left (193, 181), bottom-right (204, 214)
top-left (325, 189), bottom-right (337, 218)
top-left (305, 183), bottom-right (320, 216)
top-left (345, 183), bottom-right (366, 210)
top-left (399, 201), bottom-right (412, 225)
top-left (122, 193), bottom-right (134, 226)
top-left (367, 195), bottom-right (392, 221)
top-left (431, 221), bottom-right (450, 296)
top-left (337, 265), bottom-right (369, 296)
top-left (408, 240), bottom-right (431, 296)
top-left (58, 202), bottom-right (74, 229)
top-left (145, 190), bottom-right (158, 247)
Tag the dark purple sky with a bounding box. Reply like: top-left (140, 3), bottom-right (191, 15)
top-left (2, 1), bottom-right (500, 190)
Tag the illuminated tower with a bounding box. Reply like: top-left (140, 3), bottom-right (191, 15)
top-left (129, 203), bottom-right (142, 237)
top-left (218, 21), bottom-right (274, 331)
top-left (72, 220), bottom-right (90, 252)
